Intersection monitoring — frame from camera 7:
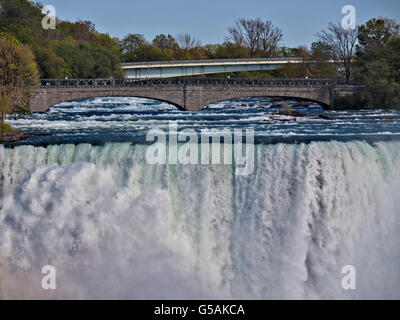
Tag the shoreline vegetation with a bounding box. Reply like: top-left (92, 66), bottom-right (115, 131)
top-left (0, 123), bottom-right (27, 143)
top-left (0, 0), bottom-right (399, 143)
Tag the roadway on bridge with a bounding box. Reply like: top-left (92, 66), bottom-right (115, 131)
top-left (120, 57), bottom-right (304, 79)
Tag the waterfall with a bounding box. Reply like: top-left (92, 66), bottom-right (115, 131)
top-left (0, 141), bottom-right (399, 299)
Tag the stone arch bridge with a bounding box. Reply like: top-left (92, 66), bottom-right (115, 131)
top-left (29, 78), bottom-right (360, 112)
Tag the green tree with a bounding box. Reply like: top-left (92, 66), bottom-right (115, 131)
top-left (358, 39), bottom-right (400, 108)
top-left (215, 43), bottom-right (249, 59)
top-left (120, 33), bottom-right (147, 61)
top-left (152, 34), bottom-right (178, 50)
top-left (0, 0), bottom-right (124, 79)
top-left (0, 0), bottom-right (43, 46)
top-left (88, 45), bottom-right (124, 78)
top-left (279, 46), bottom-right (310, 78)
top-left (0, 33), bottom-right (39, 125)
top-left (275, 46), bottom-right (298, 57)
top-left (352, 19), bottom-right (400, 108)
top-left (134, 45), bottom-right (171, 61)
top-left (35, 46), bottom-right (66, 78)
top-left (309, 41), bottom-right (336, 78)
top-left (358, 18), bottom-right (400, 55)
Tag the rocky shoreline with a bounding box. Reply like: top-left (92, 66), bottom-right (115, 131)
top-left (0, 130), bottom-right (29, 143)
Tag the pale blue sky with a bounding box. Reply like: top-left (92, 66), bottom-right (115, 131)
top-left (34, 0), bottom-right (400, 47)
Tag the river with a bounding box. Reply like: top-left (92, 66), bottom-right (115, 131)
top-left (1, 97), bottom-right (399, 299)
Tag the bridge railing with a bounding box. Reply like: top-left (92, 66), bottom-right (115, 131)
top-left (40, 78), bottom-right (336, 88)
top-left (120, 57), bottom-right (302, 67)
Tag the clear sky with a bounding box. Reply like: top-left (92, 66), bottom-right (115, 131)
top-left (34, 0), bottom-right (400, 47)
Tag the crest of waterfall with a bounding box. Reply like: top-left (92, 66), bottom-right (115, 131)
top-left (0, 141), bottom-right (399, 299)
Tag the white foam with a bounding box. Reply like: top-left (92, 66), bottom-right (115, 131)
top-left (1, 141), bottom-right (400, 299)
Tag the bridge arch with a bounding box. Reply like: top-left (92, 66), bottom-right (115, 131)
top-left (29, 88), bottom-right (189, 112)
top-left (42, 94), bottom-right (186, 112)
top-left (29, 78), bottom-right (359, 113)
top-left (32, 91), bottom-right (330, 112)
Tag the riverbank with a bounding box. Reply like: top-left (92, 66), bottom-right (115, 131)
top-left (0, 130), bottom-right (29, 143)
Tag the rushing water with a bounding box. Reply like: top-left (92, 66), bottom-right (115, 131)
top-left (1, 97), bottom-right (400, 299)
top-left (5, 97), bottom-right (400, 146)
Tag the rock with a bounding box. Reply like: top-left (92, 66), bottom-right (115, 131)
top-left (280, 102), bottom-right (292, 111)
top-left (270, 103), bottom-right (282, 108)
top-left (272, 117), bottom-right (297, 122)
top-left (271, 101), bottom-right (292, 109)
top-left (0, 130), bottom-right (29, 143)
top-left (278, 110), bottom-right (306, 117)
top-left (318, 113), bottom-right (333, 120)
top-left (29, 132), bottom-right (51, 136)
top-left (292, 101), bottom-right (313, 108)
top-left (272, 102), bottom-right (306, 117)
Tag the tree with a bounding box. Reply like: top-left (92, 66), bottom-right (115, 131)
top-left (0, 33), bottom-right (39, 125)
top-left (0, 0), bottom-right (124, 79)
top-left (152, 34), bottom-right (178, 50)
top-left (88, 45), bottom-right (124, 78)
top-left (35, 46), bottom-right (66, 78)
top-left (275, 46), bottom-right (298, 57)
top-left (0, 0), bottom-right (43, 46)
top-left (317, 22), bottom-right (358, 83)
top-left (71, 20), bottom-right (96, 44)
top-left (351, 18), bottom-right (400, 108)
top-left (177, 33), bottom-right (200, 50)
top-left (134, 45), bottom-right (171, 61)
top-left (227, 18), bottom-right (282, 57)
top-left (120, 33), bottom-right (147, 61)
top-left (310, 41), bottom-right (337, 78)
top-left (335, 18), bottom-right (400, 109)
top-left (259, 20), bottom-right (283, 57)
top-left (358, 18), bottom-right (400, 55)
top-left (228, 18), bottom-right (261, 57)
top-left (215, 43), bottom-right (249, 59)
top-left (279, 46), bottom-right (310, 78)
top-left (357, 38), bottom-right (400, 109)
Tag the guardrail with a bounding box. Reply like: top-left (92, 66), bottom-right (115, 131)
top-left (40, 78), bottom-right (336, 88)
top-left (119, 57), bottom-right (303, 67)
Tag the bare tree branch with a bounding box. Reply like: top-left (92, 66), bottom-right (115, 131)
top-left (227, 18), bottom-right (282, 57)
top-left (317, 23), bottom-right (358, 83)
top-left (177, 33), bottom-right (201, 50)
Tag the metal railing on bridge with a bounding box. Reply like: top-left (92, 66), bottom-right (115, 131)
top-left (120, 57), bottom-right (303, 67)
top-left (40, 78), bottom-right (336, 89)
